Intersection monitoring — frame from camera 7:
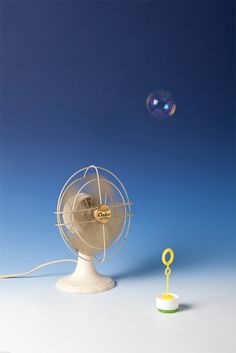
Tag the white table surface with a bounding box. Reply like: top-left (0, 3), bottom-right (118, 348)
top-left (0, 264), bottom-right (235, 353)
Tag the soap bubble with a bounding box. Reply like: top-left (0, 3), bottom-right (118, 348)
top-left (146, 90), bottom-right (176, 118)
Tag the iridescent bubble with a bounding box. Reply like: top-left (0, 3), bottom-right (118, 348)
top-left (146, 90), bottom-right (176, 118)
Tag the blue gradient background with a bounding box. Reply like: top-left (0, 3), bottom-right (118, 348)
top-left (0, 1), bottom-right (235, 276)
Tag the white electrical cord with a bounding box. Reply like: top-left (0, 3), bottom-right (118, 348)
top-left (0, 259), bottom-right (78, 279)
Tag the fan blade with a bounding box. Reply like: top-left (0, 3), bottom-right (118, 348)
top-left (82, 174), bottom-right (115, 205)
top-left (104, 202), bottom-right (126, 246)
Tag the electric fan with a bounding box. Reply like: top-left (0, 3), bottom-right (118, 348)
top-left (55, 165), bottom-right (132, 293)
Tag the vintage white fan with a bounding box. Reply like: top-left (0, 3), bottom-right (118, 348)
top-left (55, 165), bottom-right (132, 293)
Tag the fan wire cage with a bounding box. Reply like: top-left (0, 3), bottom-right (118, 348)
top-left (55, 165), bottom-right (132, 263)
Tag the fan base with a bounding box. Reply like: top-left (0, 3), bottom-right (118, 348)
top-left (56, 254), bottom-right (115, 294)
top-left (57, 274), bottom-right (115, 294)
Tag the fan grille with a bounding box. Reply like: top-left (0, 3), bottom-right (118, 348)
top-left (55, 165), bottom-right (132, 262)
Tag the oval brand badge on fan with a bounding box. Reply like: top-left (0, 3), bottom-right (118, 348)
top-left (93, 204), bottom-right (112, 224)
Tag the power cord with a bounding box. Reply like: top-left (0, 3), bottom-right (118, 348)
top-left (0, 259), bottom-right (78, 279)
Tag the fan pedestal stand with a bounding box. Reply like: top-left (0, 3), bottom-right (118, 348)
top-left (56, 254), bottom-right (115, 293)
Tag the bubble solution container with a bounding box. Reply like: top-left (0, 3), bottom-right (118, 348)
top-left (156, 293), bottom-right (179, 313)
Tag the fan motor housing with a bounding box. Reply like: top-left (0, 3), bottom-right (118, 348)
top-left (93, 204), bottom-right (112, 224)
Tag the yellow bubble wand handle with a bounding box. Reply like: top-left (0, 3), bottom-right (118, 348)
top-left (162, 248), bottom-right (174, 296)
